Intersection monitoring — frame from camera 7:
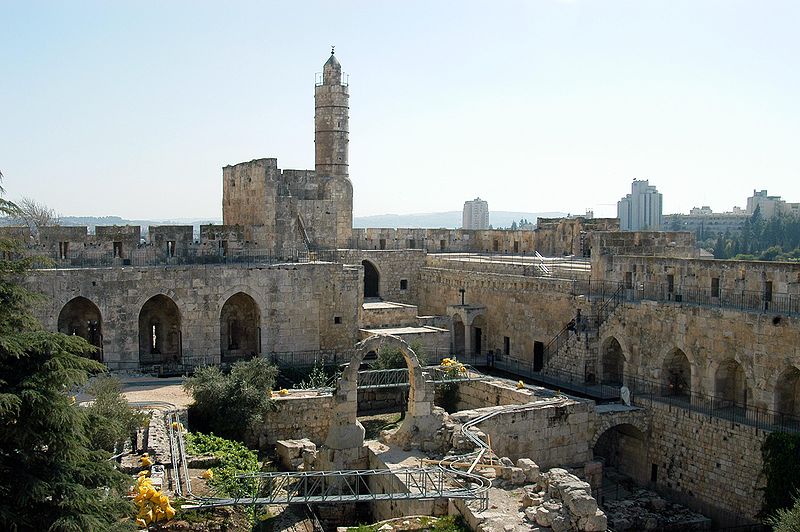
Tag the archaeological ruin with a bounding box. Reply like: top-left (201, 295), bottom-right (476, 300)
top-left (5, 51), bottom-right (800, 531)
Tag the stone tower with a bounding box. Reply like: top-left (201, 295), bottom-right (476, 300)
top-left (315, 49), bottom-right (349, 179)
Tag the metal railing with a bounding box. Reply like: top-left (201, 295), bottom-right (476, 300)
top-left (624, 374), bottom-right (800, 434)
top-left (30, 248), bottom-right (349, 270)
top-left (570, 279), bottom-right (800, 317)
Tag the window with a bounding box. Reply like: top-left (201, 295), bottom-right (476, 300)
top-left (167, 240), bottom-right (176, 257)
top-left (440, 239), bottom-right (446, 251)
top-left (58, 241), bottom-right (69, 259)
top-left (624, 272), bottom-right (633, 289)
top-left (113, 241), bottom-right (123, 258)
top-left (667, 274), bottom-right (674, 293)
top-left (513, 241), bottom-right (519, 253)
top-left (493, 240), bottom-right (499, 252)
top-left (220, 240), bottom-right (228, 257)
top-left (408, 239), bottom-right (416, 249)
top-left (334, 316), bottom-right (342, 324)
top-left (711, 277), bottom-right (720, 298)
top-left (379, 238), bottom-right (386, 250)
top-left (400, 279), bottom-right (408, 290)
top-left (503, 336), bottom-right (510, 357)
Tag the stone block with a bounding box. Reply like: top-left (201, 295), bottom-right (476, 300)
top-left (578, 510), bottom-right (607, 532)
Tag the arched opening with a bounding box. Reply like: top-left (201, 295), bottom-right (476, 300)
top-left (471, 314), bottom-right (486, 357)
top-left (220, 292), bottom-right (261, 363)
top-left (775, 367), bottom-right (800, 421)
top-left (138, 295), bottom-right (182, 366)
top-left (452, 314), bottom-right (465, 356)
top-left (715, 359), bottom-right (748, 408)
top-left (601, 337), bottom-right (625, 386)
top-left (362, 260), bottom-right (380, 299)
top-left (57, 297), bottom-right (103, 361)
top-left (594, 424), bottom-right (649, 487)
top-left (662, 349), bottom-right (691, 397)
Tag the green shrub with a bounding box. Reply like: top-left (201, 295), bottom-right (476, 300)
top-left (186, 431), bottom-right (259, 498)
top-left (184, 357), bottom-right (277, 441)
top-left (761, 432), bottom-right (800, 517)
top-left (84, 374), bottom-right (150, 452)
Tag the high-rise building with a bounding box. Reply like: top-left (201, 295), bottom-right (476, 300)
top-left (747, 190), bottom-right (800, 218)
top-left (617, 179), bottom-right (663, 231)
top-left (462, 198), bottom-right (489, 229)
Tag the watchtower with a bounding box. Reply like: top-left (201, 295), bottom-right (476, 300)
top-left (315, 48), bottom-right (349, 179)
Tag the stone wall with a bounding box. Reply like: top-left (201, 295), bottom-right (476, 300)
top-left (452, 398), bottom-right (595, 470)
top-left (23, 262), bottom-right (361, 370)
top-left (336, 249), bottom-right (427, 305)
top-left (418, 267), bottom-right (579, 363)
top-left (599, 301), bottom-right (800, 412)
top-left (257, 392), bottom-right (334, 448)
top-left (645, 400), bottom-right (767, 519)
top-left (454, 378), bottom-right (540, 411)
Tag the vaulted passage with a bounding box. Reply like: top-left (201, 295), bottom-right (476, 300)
top-left (593, 423), bottom-right (649, 485)
top-left (139, 295), bottom-right (182, 366)
top-left (775, 367), bottom-right (800, 420)
top-left (601, 337), bottom-right (625, 386)
top-left (662, 349), bottom-right (691, 397)
top-left (715, 359), bottom-right (748, 408)
top-left (220, 292), bottom-right (261, 362)
top-left (57, 297), bottom-right (103, 361)
top-left (363, 260), bottom-right (380, 298)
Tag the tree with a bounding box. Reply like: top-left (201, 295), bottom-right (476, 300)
top-left (6, 196), bottom-right (60, 234)
top-left (770, 495), bottom-right (800, 532)
top-left (84, 375), bottom-right (150, 453)
top-left (184, 357), bottom-right (278, 442)
top-left (0, 178), bottom-right (133, 531)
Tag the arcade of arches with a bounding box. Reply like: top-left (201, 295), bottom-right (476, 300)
top-left (138, 295), bottom-right (182, 365)
top-left (57, 296), bottom-right (103, 361)
top-left (774, 366), bottom-right (800, 418)
top-left (715, 359), bottom-right (748, 407)
top-left (220, 292), bottom-right (261, 362)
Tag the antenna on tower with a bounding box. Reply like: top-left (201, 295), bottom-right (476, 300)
top-left (331, 45), bottom-right (335, 55)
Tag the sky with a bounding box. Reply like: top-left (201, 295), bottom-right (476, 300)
top-left (1, 0), bottom-right (799, 220)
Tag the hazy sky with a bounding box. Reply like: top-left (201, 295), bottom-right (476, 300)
top-left (2, 1), bottom-right (799, 220)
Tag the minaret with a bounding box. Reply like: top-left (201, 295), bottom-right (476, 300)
top-left (315, 47), bottom-right (349, 179)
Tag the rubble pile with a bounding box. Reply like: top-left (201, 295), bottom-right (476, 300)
top-left (519, 466), bottom-right (607, 532)
top-left (603, 488), bottom-right (711, 531)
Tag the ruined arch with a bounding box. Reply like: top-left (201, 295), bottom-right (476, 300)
top-left (600, 336), bottom-right (626, 386)
top-left (138, 294), bottom-right (182, 366)
top-left (662, 348), bottom-right (691, 397)
top-left (715, 359), bottom-right (749, 407)
top-left (220, 292), bottom-right (261, 362)
top-left (774, 366), bottom-right (800, 420)
top-left (593, 423), bottom-right (649, 485)
top-left (57, 296), bottom-right (103, 361)
top-left (324, 335), bottom-right (436, 453)
top-left (362, 260), bottom-right (380, 299)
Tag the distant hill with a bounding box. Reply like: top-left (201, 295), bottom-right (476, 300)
top-left (353, 211), bottom-right (569, 229)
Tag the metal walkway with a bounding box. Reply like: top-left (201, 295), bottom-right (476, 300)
top-left (354, 365), bottom-right (489, 390)
top-left (182, 466), bottom-right (490, 509)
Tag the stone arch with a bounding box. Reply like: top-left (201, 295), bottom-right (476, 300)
top-left (138, 294), bottom-right (182, 366)
top-left (57, 296), bottom-right (103, 361)
top-left (600, 336), bottom-right (626, 386)
top-left (661, 348), bottom-right (691, 397)
top-left (362, 260), bottom-right (380, 299)
top-left (714, 359), bottom-right (749, 408)
top-left (220, 292), bottom-right (261, 362)
top-left (592, 422), bottom-right (650, 485)
top-left (774, 366), bottom-right (800, 419)
top-left (452, 314), bottom-right (465, 356)
top-left (324, 335), bottom-right (436, 453)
